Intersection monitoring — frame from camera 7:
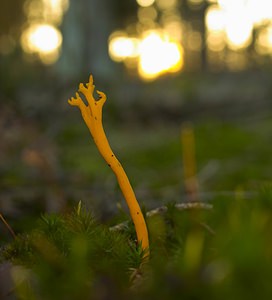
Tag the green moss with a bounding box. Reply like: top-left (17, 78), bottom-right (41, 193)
top-left (1, 206), bottom-right (144, 299)
top-left (2, 188), bottom-right (272, 299)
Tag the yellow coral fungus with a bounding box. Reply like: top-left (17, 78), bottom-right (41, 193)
top-left (68, 75), bottom-right (149, 257)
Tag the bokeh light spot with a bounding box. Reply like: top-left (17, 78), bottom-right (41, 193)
top-left (136, 0), bottom-right (155, 8)
top-left (138, 31), bottom-right (183, 80)
top-left (255, 25), bottom-right (272, 55)
top-left (108, 33), bottom-right (139, 62)
top-left (205, 5), bottom-right (225, 32)
top-left (225, 12), bottom-right (252, 50)
top-left (21, 23), bottom-right (62, 63)
top-left (156, 0), bottom-right (177, 10)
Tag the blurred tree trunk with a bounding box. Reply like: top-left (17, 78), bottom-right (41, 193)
top-left (58, 0), bottom-right (115, 80)
top-left (199, 2), bottom-right (208, 72)
top-left (86, 0), bottom-right (115, 79)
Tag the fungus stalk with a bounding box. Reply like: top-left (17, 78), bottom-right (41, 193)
top-left (68, 75), bottom-right (149, 257)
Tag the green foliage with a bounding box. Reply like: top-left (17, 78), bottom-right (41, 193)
top-left (1, 206), bottom-right (142, 299)
top-left (2, 115), bottom-right (272, 298)
top-left (1, 188), bottom-right (272, 299)
top-left (135, 189), bottom-right (272, 300)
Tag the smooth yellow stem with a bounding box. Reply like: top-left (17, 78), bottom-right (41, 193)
top-left (68, 75), bottom-right (149, 257)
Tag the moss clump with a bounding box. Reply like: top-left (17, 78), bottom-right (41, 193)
top-left (1, 206), bottom-right (143, 299)
top-left (1, 187), bottom-right (272, 299)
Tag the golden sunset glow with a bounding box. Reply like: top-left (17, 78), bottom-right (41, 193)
top-left (109, 29), bottom-right (183, 80)
top-left (136, 0), bottom-right (155, 8)
top-left (205, 5), bottom-right (225, 32)
top-left (138, 31), bottom-right (183, 80)
top-left (108, 0), bottom-right (272, 77)
top-left (21, 23), bottom-right (62, 64)
top-left (21, 0), bottom-right (69, 63)
top-left (156, 0), bottom-right (177, 10)
top-left (205, 0), bottom-right (272, 51)
top-left (109, 35), bottom-right (139, 62)
top-left (255, 25), bottom-right (272, 55)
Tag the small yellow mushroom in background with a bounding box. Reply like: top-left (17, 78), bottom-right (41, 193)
top-left (68, 74), bottom-right (149, 258)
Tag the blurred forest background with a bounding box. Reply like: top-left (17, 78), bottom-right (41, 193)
top-left (1, 0), bottom-right (272, 240)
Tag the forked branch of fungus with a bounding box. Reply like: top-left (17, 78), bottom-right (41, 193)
top-left (68, 75), bottom-right (149, 257)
